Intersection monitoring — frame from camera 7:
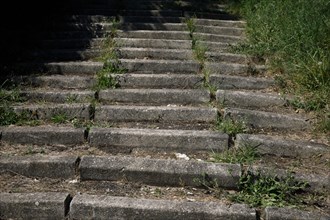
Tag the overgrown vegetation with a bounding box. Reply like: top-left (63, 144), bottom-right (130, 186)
top-left (225, 0), bottom-right (330, 132)
top-left (202, 143), bottom-right (313, 208)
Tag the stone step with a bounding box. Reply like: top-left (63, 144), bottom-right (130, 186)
top-left (67, 9), bottom-right (116, 16)
top-left (119, 47), bottom-right (193, 60)
top-left (216, 90), bottom-right (286, 109)
top-left (117, 73), bottom-right (204, 89)
top-left (40, 24), bottom-right (243, 41)
top-left (121, 22), bottom-right (187, 31)
top-left (0, 193), bottom-right (71, 219)
top-left (16, 75), bottom-right (96, 89)
top-left (206, 62), bottom-right (266, 75)
top-left (94, 105), bottom-right (217, 123)
top-left (20, 90), bottom-right (95, 103)
top-left (195, 33), bottom-right (242, 44)
top-left (40, 38), bottom-right (105, 49)
top-left (264, 207), bottom-right (330, 220)
top-left (236, 134), bottom-right (330, 158)
top-left (28, 49), bottom-right (101, 61)
top-left (195, 25), bottom-right (244, 36)
top-left (183, 11), bottom-right (238, 20)
top-left (29, 50), bottom-right (251, 65)
top-left (209, 75), bottom-right (275, 90)
top-left (194, 19), bottom-right (246, 28)
top-left (115, 38), bottom-right (192, 49)
top-left (117, 30), bottom-right (191, 40)
top-left (79, 155), bottom-right (240, 189)
top-left (0, 155), bottom-right (78, 178)
top-left (39, 30), bottom-right (109, 39)
top-left (19, 61), bottom-right (103, 75)
top-left (0, 126), bottom-right (86, 146)
top-left (16, 73), bottom-right (203, 90)
top-left (119, 15), bottom-right (183, 24)
top-left (74, 9), bottom-right (183, 17)
top-left (53, 15), bottom-right (115, 23)
top-left (98, 89), bottom-right (210, 105)
top-left (120, 23), bottom-right (244, 36)
top-left (201, 41), bottom-right (231, 52)
top-left (88, 128), bottom-right (229, 153)
top-left (13, 103), bottom-right (91, 120)
top-left (206, 52), bottom-right (248, 63)
top-left (48, 22), bottom-right (115, 32)
top-left (119, 59), bottom-right (200, 73)
top-left (119, 9), bottom-right (183, 17)
top-left (224, 108), bottom-right (310, 131)
top-left (70, 195), bottom-right (256, 220)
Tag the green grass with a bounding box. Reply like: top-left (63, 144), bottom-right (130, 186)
top-left (51, 113), bottom-right (69, 124)
top-left (0, 105), bottom-right (18, 125)
top-left (226, 0), bottom-right (330, 132)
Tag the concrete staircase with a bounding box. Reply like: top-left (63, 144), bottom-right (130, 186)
top-left (1, 0), bottom-right (329, 219)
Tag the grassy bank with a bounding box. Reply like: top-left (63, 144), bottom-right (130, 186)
top-left (225, 0), bottom-right (330, 133)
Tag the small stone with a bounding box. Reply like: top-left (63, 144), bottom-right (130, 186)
top-left (175, 153), bottom-right (190, 160)
top-left (69, 179), bottom-right (78, 184)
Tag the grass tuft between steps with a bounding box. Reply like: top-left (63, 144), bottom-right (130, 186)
top-left (94, 18), bottom-right (127, 91)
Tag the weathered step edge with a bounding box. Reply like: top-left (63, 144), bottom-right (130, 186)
top-left (94, 105), bottom-right (218, 123)
top-left (0, 192), bottom-right (72, 219)
top-left (0, 126), bottom-right (86, 146)
top-left (98, 89), bottom-right (211, 105)
top-left (69, 194), bottom-right (256, 220)
top-left (88, 127), bottom-right (229, 153)
top-left (0, 155), bottom-right (78, 179)
top-left (224, 108), bottom-right (310, 131)
top-left (79, 155), bottom-right (240, 189)
top-left (236, 133), bottom-right (330, 158)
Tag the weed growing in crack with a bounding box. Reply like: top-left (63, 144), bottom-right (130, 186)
top-left (215, 116), bottom-right (248, 137)
top-left (94, 18), bottom-right (127, 91)
top-left (231, 170), bottom-right (308, 208)
top-left (51, 113), bottom-right (69, 124)
top-left (184, 17), bottom-right (196, 36)
top-left (95, 63), bottom-right (125, 91)
top-left (193, 173), bottom-right (223, 198)
top-left (209, 144), bottom-right (260, 165)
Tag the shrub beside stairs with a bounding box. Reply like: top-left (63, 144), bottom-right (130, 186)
top-left (0, 0), bottom-right (329, 219)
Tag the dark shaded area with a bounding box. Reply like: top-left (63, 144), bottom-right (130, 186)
top-left (0, 0), bottom-right (75, 76)
top-left (0, 0), bottom-right (239, 81)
